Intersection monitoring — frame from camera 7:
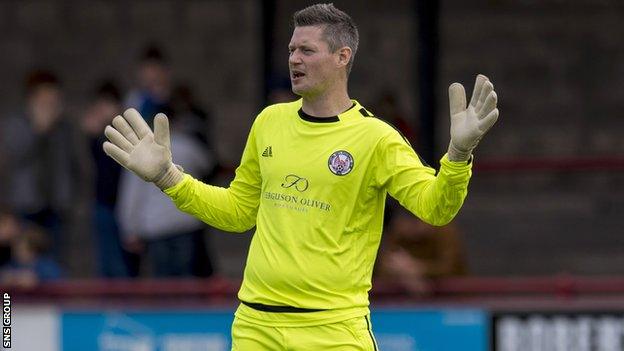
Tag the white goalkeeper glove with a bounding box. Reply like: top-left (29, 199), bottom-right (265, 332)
top-left (447, 74), bottom-right (499, 162)
top-left (102, 108), bottom-right (183, 190)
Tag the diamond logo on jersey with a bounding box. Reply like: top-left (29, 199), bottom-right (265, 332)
top-left (262, 146), bottom-right (273, 157)
top-left (328, 150), bottom-right (354, 176)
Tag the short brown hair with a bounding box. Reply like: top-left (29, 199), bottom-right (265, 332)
top-left (293, 3), bottom-right (359, 74)
top-left (25, 69), bottom-right (60, 95)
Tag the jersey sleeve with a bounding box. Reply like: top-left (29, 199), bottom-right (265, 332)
top-left (163, 118), bottom-right (262, 233)
top-left (374, 130), bottom-right (472, 226)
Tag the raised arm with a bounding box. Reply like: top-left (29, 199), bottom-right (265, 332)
top-left (378, 74), bottom-right (500, 225)
top-left (103, 108), bottom-right (261, 232)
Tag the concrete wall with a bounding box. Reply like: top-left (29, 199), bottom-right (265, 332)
top-left (439, 0), bottom-right (624, 274)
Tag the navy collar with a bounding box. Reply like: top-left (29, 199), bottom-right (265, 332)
top-left (297, 103), bottom-right (356, 123)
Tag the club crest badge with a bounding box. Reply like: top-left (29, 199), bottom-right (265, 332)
top-left (328, 150), bottom-right (354, 176)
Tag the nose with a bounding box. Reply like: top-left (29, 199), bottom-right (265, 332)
top-left (289, 50), bottom-right (303, 65)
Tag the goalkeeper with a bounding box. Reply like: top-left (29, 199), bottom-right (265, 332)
top-left (103, 3), bottom-right (499, 350)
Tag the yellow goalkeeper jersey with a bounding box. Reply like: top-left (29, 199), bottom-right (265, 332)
top-left (164, 99), bottom-right (472, 326)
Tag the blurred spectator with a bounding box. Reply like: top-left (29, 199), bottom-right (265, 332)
top-left (0, 69), bottom-right (86, 261)
top-left (372, 90), bottom-right (417, 145)
top-left (373, 89), bottom-right (460, 294)
top-left (170, 83), bottom-right (219, 182)
top-left (116, 110), bottom-right (216, 278)
top-left (375, 90), bottom-right (423, 257)
top-left (0, 221), bottom-right (63, 288)
top-left (376, 210), bottom-right (468, 296)
top-left (0, 211), bottom-right (20, 267)
top-left (81, 81), bottom-right (140, 277)
top-left (125, 45), bottom-right (172, 124)
top-left (170, 84), bottom-right (211, 146)
top-left (267, 75), bottom-right (297, 104)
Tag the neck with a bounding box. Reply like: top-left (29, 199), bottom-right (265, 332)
top-left (301, 84), bottom-right (351, 117)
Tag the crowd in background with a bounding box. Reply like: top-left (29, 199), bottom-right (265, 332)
top-left (0, 44), bottom-right (467, 293)
top-left (0, 45), bottom-right (221, 285)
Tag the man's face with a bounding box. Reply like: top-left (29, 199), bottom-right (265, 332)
top-left (82, 98), bottom-right (120, 135)
top-left (139, 61), bottom-right (171, 101)
top-left (28, 84), bottom-right (63, 132)
top-left (288, 25), bottom-right (339, 97)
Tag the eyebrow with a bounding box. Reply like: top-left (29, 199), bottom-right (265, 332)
top-left (288, 43), bottom-right (315, 50)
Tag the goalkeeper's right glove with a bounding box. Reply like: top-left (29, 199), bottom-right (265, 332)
top-left (102, 108), bottom-right (183, 190)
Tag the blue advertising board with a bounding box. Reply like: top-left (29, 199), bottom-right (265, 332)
top-left (372, 308), bottom-right (488, 351)
top-left (62, 309), bottom-right (234, 351)
top-left (61, 307), bottom-right (487, 351)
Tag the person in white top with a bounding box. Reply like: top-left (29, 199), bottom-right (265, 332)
top-left (116, 115), bottom-right (215, 277)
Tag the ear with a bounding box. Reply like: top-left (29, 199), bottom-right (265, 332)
top-left (336, 46), bottom-right (352, 69)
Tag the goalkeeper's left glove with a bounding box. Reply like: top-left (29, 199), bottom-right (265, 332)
top-left (447, 74), bottom-right (500, 162)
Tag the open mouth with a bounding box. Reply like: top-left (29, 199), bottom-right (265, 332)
top-left (291, 71), bottom-right (306, 79)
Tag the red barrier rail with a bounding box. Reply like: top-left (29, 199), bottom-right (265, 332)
top-left (5, 275), bottom-right (624, 300)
